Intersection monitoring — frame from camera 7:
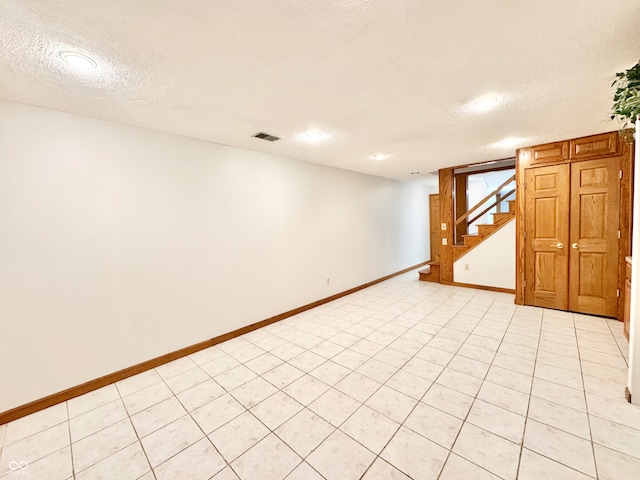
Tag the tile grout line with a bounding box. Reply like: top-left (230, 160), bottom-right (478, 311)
top-left (358, 286), bottom-right (477, 478)
top-left (605, 317), bottom-right (630, 368)
top-left (429, 292), bottom-right (497, 480)
top-left (514, 308), bottom-right (544, 480)
top-left (259, 279), bottom-right (467, 478)
top-left (115, 381), bottom-right (157, 480)
top-left (353, 284), bottom-right (475, 479)
top-left (150, 373), bottom-right (232, 479)
top-left (2, 271), bottom-right (632, 480)
top-left (436, 296), bottom-right (519, 480)
top-left (0, 424), bottom-right (71, 475)
top-left (273, 287), bottom-right (449, 476)
top-left (520, 311), bottom-right (604, 479)
top-left (0, 284), bottom-right (500, 478)
top-left (152, 313), bottom-right (365, 478)
top-left (239, 273), bottom-right (441, 478)
top-left (577, 313), bottom-right (602, 480)
top-left (65, 402), bottom-right (76, 480)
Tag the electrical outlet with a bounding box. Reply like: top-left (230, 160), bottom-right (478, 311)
top-left (326, 277), bottom-right (330, 285)
top-left (464, 264), bottom-right (469, 271)
top-left (441, 223), bottom-right (447, 231)
top-left (442, 238), bottom-right (447, 245)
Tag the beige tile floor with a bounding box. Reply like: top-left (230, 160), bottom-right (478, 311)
top-left (1, 270), bottom-right (638, 479)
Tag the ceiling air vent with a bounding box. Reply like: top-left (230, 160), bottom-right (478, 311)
top-left (252, 132), bottom-right (280, 142)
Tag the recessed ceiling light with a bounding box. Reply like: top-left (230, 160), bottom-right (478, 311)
top-left (371, 153), bottom-right (388, 160)
top-left (491, 137), bottom-right (524, 148)
top-left (301, 130), bottom-right (329, 143)
top-left (59, 51), bottom-right (97, 70)
top-left (471, 95), bottom-right (500, 112)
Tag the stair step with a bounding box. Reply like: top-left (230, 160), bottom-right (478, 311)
top-left (419, 263), bottom-right (440, 282)
top-left (454, 211), bottom-right (515, 262)
top-left (461, 234), bottom-right (483, 247)
top-left (492, 212), bottom-right (515, 224)
top-left (452, 244), bottom-right (469, 262)
top-left (477, 224), bottom-right (498, 236)
top-left (508, 200), bottom-right (516, 213)
top-left (418, 266), bottom-right (430, 281)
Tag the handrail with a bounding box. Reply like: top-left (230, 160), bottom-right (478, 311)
top-left (455, 174), bottom-right (516, 226)
top-left (467, 188), bottom-right (516, 226)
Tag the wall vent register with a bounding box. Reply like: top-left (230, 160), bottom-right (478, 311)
top-left (252, 132), bottom-right (281, 142)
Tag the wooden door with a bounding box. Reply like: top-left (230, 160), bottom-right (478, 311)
top-left (524, 164), bottom-right (570, 310)
top-left (429, 194), bottom-right (440, 261)
top-left (568, 158), bottom-right (620, 316)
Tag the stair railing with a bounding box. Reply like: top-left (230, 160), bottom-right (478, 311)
top-left (467, 188), bottom-right (515, 225)
top-left (454, 174), bottom-right (516, 241)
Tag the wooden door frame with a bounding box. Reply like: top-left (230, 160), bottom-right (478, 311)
top-left (454, 174), bottom-right (468, 244)
top-left (515, 131), bottom-right (634, 320)
top-left (439, 168), bottom-right (455, 283)
top-left (429, 193), bottom-right (441, 262)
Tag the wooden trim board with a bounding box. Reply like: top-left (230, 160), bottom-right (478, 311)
top-left (439, 168), bottom-right (454, 283)
top-left (0, 261), bottom-right (428, 425)
top-left (452, 156), bottom-right (516, 171)
top-left (441, 280), bottom-right (515, 294)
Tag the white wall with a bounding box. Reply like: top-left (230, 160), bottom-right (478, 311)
top-left (467, 177), bottom-right (489, 234)
top-left (453, 219), bottom-right (515, 290)
top-left (0, 101), bottom-right (429, 412)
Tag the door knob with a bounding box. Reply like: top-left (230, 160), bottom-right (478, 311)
top-left (572, 243), bottom-right (580, 249)
top-left (550, 243), bottom-right (564, 249)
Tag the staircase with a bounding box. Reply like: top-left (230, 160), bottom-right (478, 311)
top-left (419, 164), bottom-right (517, 285)
top-left (452, 200), bottom-right (516, 261)
top-left (418, 261), bottom-right (439, 282)
top-left (419, 199), bottom-right (515, 283)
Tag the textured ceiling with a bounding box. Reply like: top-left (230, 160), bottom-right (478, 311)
top-left (1, 1), bottom-right (639, 182)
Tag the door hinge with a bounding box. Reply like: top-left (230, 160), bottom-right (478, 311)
top-left (524, 280), bottom-right (527, 287)
top-left (620, 170), bottom-right (623, 179)
top-left (524, 231), bottom-right (527, 239)
top-left (618, 230), bottom-right (621, 239)
top-left (617, 289), bottom-right (620, 298)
